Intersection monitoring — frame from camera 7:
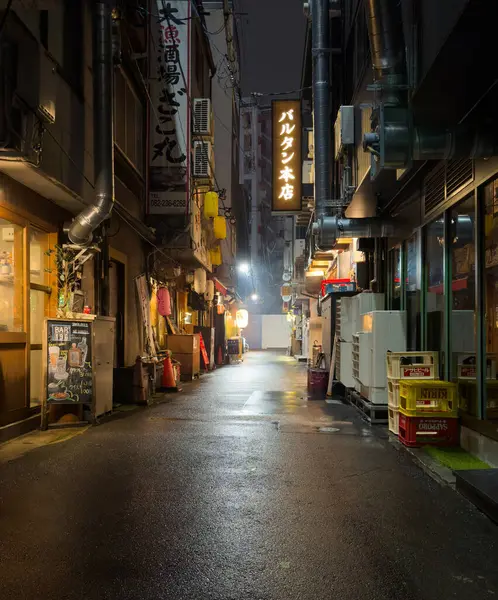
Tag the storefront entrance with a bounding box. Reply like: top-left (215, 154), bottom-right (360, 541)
top-left (0, 206), bottom-right (56, 428)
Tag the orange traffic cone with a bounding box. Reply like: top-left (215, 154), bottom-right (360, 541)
top-left (162, 355), bottom-right (178, 391)
top-left (216, 345), bottom-right (223, 366)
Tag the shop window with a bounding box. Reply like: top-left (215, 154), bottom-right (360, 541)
top-left (0, 219), bottom-right (24, 332)
top-left (483, 178), bottom-right (498, 421)
top-left (450, 195), bottom-right (476, 416)
top-left (405, 233), bottom-right (421, 351)
top-left (424, 219), bottom-right (445, 375)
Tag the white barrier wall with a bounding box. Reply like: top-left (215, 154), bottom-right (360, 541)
top-left (261, 315), bottom-right (291, 349)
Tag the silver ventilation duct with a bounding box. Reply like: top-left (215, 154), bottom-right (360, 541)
top-left (363, 0), bottom-right (498, 169)
top-left (365, 0), bottom-right (406, 106)
top-left (69, 1), bottom-right (114, 246)
top-left (310, 0), bottom-right (331, 218)
top-left (312, 215), bottom-right (397, 248)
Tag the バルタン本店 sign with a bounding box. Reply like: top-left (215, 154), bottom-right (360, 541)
top-left (272, 99), bottom-right (302, 213)
top-left (148, 1), bottom-right (191, 215)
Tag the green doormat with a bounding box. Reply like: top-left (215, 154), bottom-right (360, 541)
top-left (424, 446), bottom-right (490, 471)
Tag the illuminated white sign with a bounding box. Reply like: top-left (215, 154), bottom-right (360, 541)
top-left (272, 100), bottom-right (301, 212)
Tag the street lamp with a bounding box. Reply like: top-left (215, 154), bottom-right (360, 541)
top-left (251, 293), bottom-right (259, 301)
top-left (238, 262), bottom-right (250, 275)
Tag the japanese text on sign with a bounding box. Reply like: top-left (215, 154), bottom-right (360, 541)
top-left (272, 100), bottom-right (301, 212)
top-left (148, 1), bottom-right (191, 215)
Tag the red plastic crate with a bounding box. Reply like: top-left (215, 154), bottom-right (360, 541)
top-left (398, 413), bottom-right (459, 447)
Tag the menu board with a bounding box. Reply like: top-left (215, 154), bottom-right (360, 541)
top-left (46, 320), bottom-right (93, 405)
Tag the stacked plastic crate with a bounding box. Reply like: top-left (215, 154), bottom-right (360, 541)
top-left (398, 379), bottom-right (458, 446)
top-left (386, 352), bottom-right (439, 435)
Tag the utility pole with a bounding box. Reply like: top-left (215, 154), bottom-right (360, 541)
top-left (222, 0), bottom-right (238, 96)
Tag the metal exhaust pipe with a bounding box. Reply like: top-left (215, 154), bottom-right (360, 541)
top-left (69, 0), bottom-right (114, 246)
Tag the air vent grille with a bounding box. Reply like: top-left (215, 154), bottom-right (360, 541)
top-left (446, 158), bottom-right (473, 198)
top-left (193, 98), bottom-right (211, 135)
top-left (423, 160), bottom-right (474, 218)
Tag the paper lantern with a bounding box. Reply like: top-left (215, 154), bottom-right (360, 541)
top-left (157, 287), bottom-right (171, 316)
top-left (235, 309), bottom-right (249, 329)
top-left (204, 191), bottom-right (219, 218)
top-left (193, 268), bottom-right (207, 294)
top-left (282, 294), bottom-right (292, 302)
top-left (210, 246), bottom-right (222, 266)
top-left (213, 216), bottom-right (227, 240)
top-left (205, 280), bottom-right (215, 302)
top-left (217, 304), bottom-right (225, 315)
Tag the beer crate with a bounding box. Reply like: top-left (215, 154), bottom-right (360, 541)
top-left (399, 379), bottom-right (457, 418)
top-left (387, 377), bottom-right (400, 408)
top-left (388, 406), bottom-right (399, 435)
top-left (398, 413), bottom-right (459, 448)
top-left (386, 351), bottom-right (438, 380)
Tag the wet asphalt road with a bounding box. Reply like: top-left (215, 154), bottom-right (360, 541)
top-left (1, 351), bottom-right (497, 599)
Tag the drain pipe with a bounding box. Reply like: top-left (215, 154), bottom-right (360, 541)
top-left (68, 0), bottom-right (114, 245)
top-left (310, 0), bottom-right (331, 219)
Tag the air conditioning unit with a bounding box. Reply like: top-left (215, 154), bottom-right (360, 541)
top-left (193, 141), bottom-right (212, 178)
top-left (193, 98), bottom-right (212, 136)
top-left (334, 105), bottom-right (355, 159)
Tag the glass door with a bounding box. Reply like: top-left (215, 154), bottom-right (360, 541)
top-left (29, 228), bottom-right (53, 407)
top-left (0, 211), bottom-right (27, 426)
top-left (424, 218), bottom-right (445, 377)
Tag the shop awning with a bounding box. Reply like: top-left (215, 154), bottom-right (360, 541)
top-left (213, 278), bottom-right (228, 296)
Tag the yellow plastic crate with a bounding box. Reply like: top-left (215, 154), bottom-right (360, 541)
top-left (399, 379), bottom-right (458, 418)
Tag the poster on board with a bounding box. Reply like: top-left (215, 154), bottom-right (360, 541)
top-left (46, 320), bottom-right (93, 405)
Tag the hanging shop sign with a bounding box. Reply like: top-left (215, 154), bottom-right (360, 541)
top-left (235, 309), bottom-right (249, 329)
top-left (136, 274), bottom-right (156, 355)
top-left (148, 0), bottom-right (191, 215)
top-left (157, 287), bottom-right (171, 316)
top-left (191, 196), bottom-right (213, 271)
top-left (272, 99), bottom-right (302, 213)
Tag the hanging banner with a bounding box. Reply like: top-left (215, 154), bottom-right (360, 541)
top-left (148, 0), bottom-right (191, 214)
top-left (135, 275), bottom-right (156, 355)
top-left (272, 99), bottom-right (302, 213)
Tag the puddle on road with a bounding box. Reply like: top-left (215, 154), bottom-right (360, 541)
top-left (317, 426), bottom-right (341, 433)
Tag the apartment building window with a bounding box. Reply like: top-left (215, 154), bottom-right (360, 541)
top-left (114, 68), bottom-right (144, 174)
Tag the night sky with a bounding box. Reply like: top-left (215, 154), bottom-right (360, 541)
top-left (235, 0), bottom-right (306, 97)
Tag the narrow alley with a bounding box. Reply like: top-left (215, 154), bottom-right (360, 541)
top-left (0, 351), bottom-right (497, 600)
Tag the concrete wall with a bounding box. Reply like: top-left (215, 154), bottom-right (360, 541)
top-left (461, 427), bottom-right (498, 469)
